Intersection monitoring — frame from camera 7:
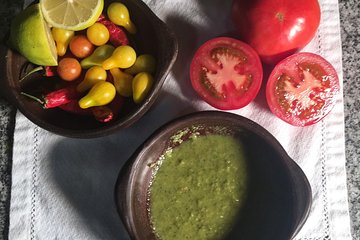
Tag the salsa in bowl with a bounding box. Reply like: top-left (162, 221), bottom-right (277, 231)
top-left (115, 111), bottom-right (312, 240)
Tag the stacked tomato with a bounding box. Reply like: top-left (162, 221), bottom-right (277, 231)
top-left (23, 2), bottom-right (156, 123)
top-left (190, 0), bottom-right (339, 127)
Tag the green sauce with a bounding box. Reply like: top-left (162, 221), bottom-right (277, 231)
top-left (149, 134), bottom-right (248, 240)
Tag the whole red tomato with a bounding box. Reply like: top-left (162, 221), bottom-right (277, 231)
top-left (231, 0), bottom-right (321, 65)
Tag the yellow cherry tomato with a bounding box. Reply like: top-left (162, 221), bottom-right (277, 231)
top-left (110, 68), bottom-right (133, 97)
top-left (80, 44), bottom-right (115, 69)
top-left (51, 28), bottom-right (74, 56)
top-left (76, 66), bottom-right (107, 93)
top-left (102, 45), bottom-right (136, 70)
top-left (79, 81), bottom-right (116, 109)
top-left (125, 54), bottom-right (156, 75)
top-left (107, 2), bottom-right (137, 34)
top-left (132, 72), bottom-right (154, 104)
top-left (86, 23), bottom-right (110, 46)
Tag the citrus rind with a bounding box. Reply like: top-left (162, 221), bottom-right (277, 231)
top-left (40, 0), bottom-right (104, 31)
top-left (9, 3), bottom-right (58, 66)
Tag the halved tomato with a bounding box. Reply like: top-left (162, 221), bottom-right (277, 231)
top-left (190, 37), bottom-right (263, 110)
top-left (266, 52), bottom-right (340, 126)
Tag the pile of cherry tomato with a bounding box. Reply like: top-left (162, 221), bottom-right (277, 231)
top-left (25, 2), bottom-right (156, 123)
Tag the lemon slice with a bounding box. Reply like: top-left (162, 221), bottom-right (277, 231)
top-left (40, 0), bottom-right (104, 31)
top-left (9, 3), bottom-right (58, 66)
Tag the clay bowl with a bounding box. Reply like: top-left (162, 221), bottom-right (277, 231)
top-left (0, 0), bottom-right (178, 138)
top-left (115, 111), bottom-right (312, 240)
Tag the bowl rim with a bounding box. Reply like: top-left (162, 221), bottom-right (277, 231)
top-left (114, 110), bottom-right (312, 240)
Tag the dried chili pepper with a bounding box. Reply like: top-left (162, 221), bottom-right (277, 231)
top-left (91, 94), bottom-right (124, 122)
top-left (20, 65), bottom-right (57, 81)
top-left (59, 100), bottom-right (92, 116)
top-left (97, 14), bottom-right (129, 46)
top-left (21, 86), bottom-right (81, 109)
top-left (44, 66), bottom-right (57, 77)
top-left (92, 106), bottom-right (114, 122)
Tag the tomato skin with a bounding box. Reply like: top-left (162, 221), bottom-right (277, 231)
top-left (231, 0), bottom-right (321, 65)
top-left (69, 35), bottom-right (95, 59)
top-left (190, 37), bottom-right (263, 110)
top-left (57, 58), bottom-right (82, 81)
top-left (266, 52), bottom-right (339, 126)
top-left (87, 23), bottom-right (110, 46)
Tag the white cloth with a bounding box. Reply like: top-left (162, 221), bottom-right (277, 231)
top-left (9, 0), bottom-right (352, 239)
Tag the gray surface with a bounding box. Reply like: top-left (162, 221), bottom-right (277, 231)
top-left (0, 0), bottom-right (359, 239)
top-left (0, 2), bottom-right (24, 239)
top-left (339, 0), bottom-right (360, 239)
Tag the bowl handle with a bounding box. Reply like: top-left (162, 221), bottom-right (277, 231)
top-left (114, 158), bottom-right (137, 240)
top-left (288, 160), bottom-right (312, 239)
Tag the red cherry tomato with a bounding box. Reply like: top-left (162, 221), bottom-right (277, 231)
top-left (266, 52), bottom-right (339, 126)
top-left (190, 37), bottom-right (263, 110)
top-left (231, 0), bottom-right (321, 64)
top-left (57, 58), bottom-right (82, 81)
top-left (69, 35), bottom-right (95, 58)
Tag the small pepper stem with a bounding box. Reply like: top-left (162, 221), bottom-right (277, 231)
top-left (20, 92), bottom-right (45, 106)
top-left (19, 66), bottom-right (44, 82)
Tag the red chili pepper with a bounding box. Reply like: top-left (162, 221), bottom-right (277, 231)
top-left (58, 100), bottom-right (92, 116)
top-left (21, 86), bottom-right (81, 109)
top-left (20, 65), bottom-right (57, 81)
top-left (92, 106), bottom-right (114, 122)
top-left (44, 66), bottom-right (57, 77)
top-left (97, 15), bottom-right (129, 46)
top-left (91, 94), bottom-right (124, 122)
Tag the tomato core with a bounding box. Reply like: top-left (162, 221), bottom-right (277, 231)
top-left (276, 12), bottom-right (285, 22)
top-left (190, 37), bottom-right (263, 110)
top-left (200, 47), bottom-right (251, 100)
top-left (276, 68), bottom-right (326, 119)
top-left (267, 52), bottom-right (339, 126)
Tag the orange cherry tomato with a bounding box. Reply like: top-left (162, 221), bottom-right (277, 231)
top-left (57, 58), bottom-right (82, 81)
top-left (69, 35), bottom-right (95, 58)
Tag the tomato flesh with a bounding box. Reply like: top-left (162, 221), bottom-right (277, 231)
top-left (266, 52), bottom-right (339, 126)
top-left (190, 37), bottom-right (263, 110)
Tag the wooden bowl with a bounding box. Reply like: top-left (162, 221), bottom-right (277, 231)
top-left (115, 111), bottom-right (312, 240)
top-left (0, 0), bottom-right (178, 138)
